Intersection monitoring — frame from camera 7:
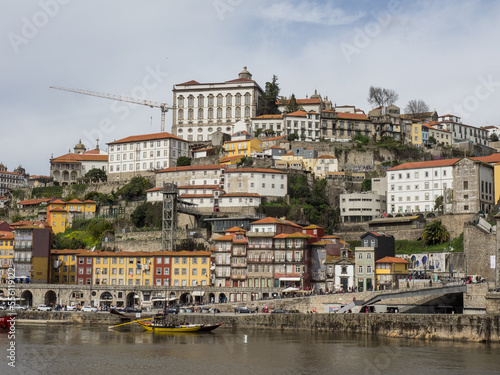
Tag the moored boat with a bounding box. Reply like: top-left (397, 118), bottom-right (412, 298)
top-left (199, 323), bottom-right (222, 332)
top-left (0, 314), bottom-right (16, 332)
top-left (137, 321), bottom-right (202, 332)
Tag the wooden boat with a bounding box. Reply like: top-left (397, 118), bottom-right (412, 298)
top-left (199, 323), bottom-right (222, 332)
top-left (137, 321), bottom-right (202, 332)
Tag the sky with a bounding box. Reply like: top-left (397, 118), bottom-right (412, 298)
top-left (2, 0), bottom-right (500, 175)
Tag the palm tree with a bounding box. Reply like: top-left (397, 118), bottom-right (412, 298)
top-left (421, 219), bottom-right (449, 245)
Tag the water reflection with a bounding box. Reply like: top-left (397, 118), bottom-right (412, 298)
top-left (1, 326), bottom-right (500, 374)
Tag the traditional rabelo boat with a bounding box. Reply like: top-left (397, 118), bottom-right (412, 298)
top-left (0, 314), bottom-right (15, 333)
top-left (137, 314), bottom-right (203, 332)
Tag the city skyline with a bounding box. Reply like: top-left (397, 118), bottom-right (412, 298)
top-left (2, 0), bottom-right (500, 175)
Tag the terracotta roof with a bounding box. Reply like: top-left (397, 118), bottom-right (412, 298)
top-left (472, 153), bottom-right (500, 164)
top-left (264, 135), bottom-right (288, 142)
top-left (212, 235), bottom-right (233, 241)
top-left (269, 146), bottom-right (285, 149)
top-left (83, 149), bottom-right (102, 155)
top-left (273, 232), bottom-right (311, 239)
top-left (51, 153), bottom-right (108, 163)
top-left (84, 250), bottom-right (211, 257)
top-left (107, 132), bottom-right (185, 145)
top-left (224, 168), bottom-right (287, 174)
top-left (375, 256), bottom-right (409, 264)
top-left (51, 249), bottom-right (87, 255)
top-left (232, 131), bottom-right (250, 136)
top-left (336, 113), bottom-right (369, 120)
top-left (11, 220), bottom-right (50, 228)
top-left (220, 193), bottom-right (260, 198)
top-left (316, 155), bottom-right (337, 159)
top-left (303, 224), bottom-right (322, 230)
top-left (387, 159), bottom-right (461, 171)
top-left (322, 235), bottom-right (340, 239)
top-left (220, 155), bottom-right (244, 163)
top-left (156, 164), bottom-right (226, 173)
top-left (252, 217), bottom-right (282, 225)
top-left (312, 240), bottom-right (332, 245)
top-left (147, 187), bottom-right (164, 192)
top-left (224, 138), bottom-right (261, 144)
top-left (66, 199), bottom-right (83, 204)
top-left (193, 147), bottom-right (215, 153)
top-left (252, 114), bottom-right (283, 120)
top-left (284, 110), bottom-right (307, 117)
top-left (49, 208), bottom-right (67, 212)
top-left (18, 198), bottom-right (51, 206)
top-left (50, 199), bottom-right (66, 204)
top-left (177, 80), bottom-right (200, 85)
top-left (225, 77), bottom-right (255, 83)
top-left (0, 171), bottom-right (22, 176)
top-left (0, 231), bottom-right (14, 240)
top-left (225, 226), bottom-right (247, 233)
top-left (366, 231), bottom-right (393, 238)
top-left (283, 152), bottom-right (293, 156)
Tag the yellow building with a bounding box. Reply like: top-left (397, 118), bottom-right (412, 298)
top-left (90, 251), bottom-right (154, 287)
top-left (47, 199), bottom-right (97, 235)
top-left (411, 123), bottom-right (423, 145)
top-left (170, 251), bottom-right (211, 287)
top-left (224, 138), bottom-right (262, 157)
top-left (51, 249), bottom-right (80, 284)
top-left (220, 155), bottom-right (244, 165)
top-left (375, 256), bottom-right (409, 290)
top-left (494, 162), bottom-right (500, 205)
top-left (0, 231), bottom-right (14, 282)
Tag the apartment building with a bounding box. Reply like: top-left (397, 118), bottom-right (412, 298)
top-left (107, 132), bottom-right (189, 181)
top-left (340, 192), bottom-right (387, 222)
top-left (437, 114), bottom-right (489, 146)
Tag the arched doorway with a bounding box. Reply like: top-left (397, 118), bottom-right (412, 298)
top-left (179, 293), bottom-right (191, 305)
top-left (45, 290), bottom-right (57, 306)
top-left (21, 290), bottom-right (33, 307)
top-left (208, 293), bottom-right (216, 304)
top-left (100, 292), bottom-right (113, 310)
top-left (218, 293), bottom-right (227, 303)
top-left (126, 292), bottom-right (137, 307)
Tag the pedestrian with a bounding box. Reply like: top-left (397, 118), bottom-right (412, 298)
top-left (256, 306), bottom-right (259, 314)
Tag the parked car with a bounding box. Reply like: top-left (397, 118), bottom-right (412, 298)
top-left (271, 309), bottom-right (289, 314)
top-left (81, 306), bottom-right (98, 312)
top-left (235, 306), bottom-right (254, 314)
top-left (10, 304), bottom-right (27, 311)
top-left (37, 304), bottom-right (52, 311)
top-left (66, 305), bottom-right (77, 311)
top-left (164, 307), bottom-right (179, 314)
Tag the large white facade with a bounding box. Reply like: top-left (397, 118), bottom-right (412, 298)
top-left (387, 161), bottom-right (455, 214)
top-left (172, 67), bottom-right (263, 142)
top-left (225, 168), bottom-right (287, 197)
top-left (437, 114), bottom-right (489, 146)
top-left (107, 132), bottom-right (189, 181)
top-left (340, 192), bottom-right (387, 222)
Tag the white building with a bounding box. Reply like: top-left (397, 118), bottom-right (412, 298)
top-left (437, 114), bottom-right (489, 146)
top-left (334, 259), bottom-right (354, 292)
top-left (225, 168), bottom-right (287, 197)
top-left (387, 157), bottom-right (494, 214)
top-left (107, 132), bottom-right (189, 181)
top-left (172, 67), bottom-right (263, 142)
top-left (340, 192), bottom-right (387, 222)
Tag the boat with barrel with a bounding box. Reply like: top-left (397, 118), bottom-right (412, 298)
top-left (136, 314), bottom-right (203, 332)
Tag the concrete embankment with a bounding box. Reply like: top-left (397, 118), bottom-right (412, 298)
top-left (4, 311), bottom-right (500, 342)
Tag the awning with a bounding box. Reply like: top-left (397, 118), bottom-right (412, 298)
top-left (279, 277), bottom-right (301, 281)
top-left (192, 291), bottom-right (205, 296)
top-left (151, 297), bottom-right (178, 302)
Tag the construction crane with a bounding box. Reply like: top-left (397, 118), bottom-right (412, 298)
top-left (50, 85), bottom-right (173, 132)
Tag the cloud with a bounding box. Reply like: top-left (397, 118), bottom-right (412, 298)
top-left (261, 1), bottom-right (365, 26)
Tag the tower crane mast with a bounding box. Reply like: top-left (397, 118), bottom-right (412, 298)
top-left (50, 85), bottom-right (173, 132)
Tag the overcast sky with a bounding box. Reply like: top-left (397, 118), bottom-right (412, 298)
top-left (2, 0), bottom-right (500, 175)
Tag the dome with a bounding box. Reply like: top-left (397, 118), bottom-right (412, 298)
top-left (238, 66), bottom-right (252, 80)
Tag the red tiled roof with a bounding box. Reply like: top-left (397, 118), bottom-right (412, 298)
top-left (264, 135), bottom-right (288, 142)
top-left (388, 159), bottom-right (461, 171)
top-left (337, 112), bottom-right (369, 120)
top-left (225, 168), bottom-right (287, 174)
top-left (226, 226), bottom-right (247, 233)
top-left (232, 131), bottom-right (250, 136)
top-left (212, 235), bottom-right (233, 241)
top-left (66, 199), bottom-right (83, 204)
top-left (156, 164), bottom-right (226, 173)
top-left (376, 256), bottom-right (409, 264)
top-left (472, 153), bottom-right (500, 164)
top-left (107, 132), bottom-right (184, 145)
top-left (303, 224), bottom-right (322, 229)
top-left (18, 198), bottom-right (51, 206)
top-left (225, 78), bottom-right (255, 83)
top-left (193, 147), bottom-right (215, 153)
top-left (284, 110), bottom-right (307, 117)
top-left (177, 80), bottom-right (200, 85)
top-left (322, 235), bottom-right (340, 239)
top-left (0, 231), bottom-right (14, 240)
top-left (51, 153), bottom-right (108, 163)
top-left (50, 199), bottom-right (65, 204)
top-left (277, 98), bottom-right (322, 105)
top-left (83, 149), bottom-right (102, 155)
top-left (251, 114), bottom-right (283, 120)
top-left (146, 187), bottom-right (163, 192)
top-left (252, 217), bottom-right (281, 225)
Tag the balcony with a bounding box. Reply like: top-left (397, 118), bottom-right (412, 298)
top-left (231, 261), bottom-right (247, 268)
top-left (247, 258), bottom-right (273, 263)
top-left (231, 274), bottom-right (247, 280)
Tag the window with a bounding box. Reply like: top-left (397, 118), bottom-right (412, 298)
top-left (358, 266), bottom-right (363, 274)
top-left (358, 253), bottom-right (362, 260)
top-left (463, 181), bottom-right (468, 190)
top-left (367, 266), bottom-right (372, 274)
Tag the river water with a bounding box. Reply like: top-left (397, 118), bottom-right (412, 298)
top-left (1, 325), bottom-right (500, 375)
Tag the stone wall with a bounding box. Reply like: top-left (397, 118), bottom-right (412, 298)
top-left (464, 223), bottom-right (496, 281)
top-left (464, 283), bottom-right (489, 314)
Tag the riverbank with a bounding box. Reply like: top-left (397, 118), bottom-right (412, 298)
top-left (4, 310), bottom-right (500, 342)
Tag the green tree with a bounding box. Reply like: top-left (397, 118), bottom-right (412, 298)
top-left (131, 202), bottom-right (162, 228)
top-left (258, 75), bottom-right (280, 115)
top-left (281, 94), bottom-right (304, 113)
top-left (287, 133), bottom-right (298, 142)
top-left (116, 177), bottom-right (153, 201)
top-left (361, 178), bottom-right (372, 192)
top-left (421, 219), bottom-right (449, 245)
top-left (85, 168), bottom-right (107, 181)
top-left (434, 195), bottom-right (444, 211)
top-left (428, 136), bottom-right (437, 144)
top-left (176, 156), bottom-right (191, 167)
top-left (490, 133), bottom-right (499, 142)
top-left (263, 129), bottom-right (275, 136)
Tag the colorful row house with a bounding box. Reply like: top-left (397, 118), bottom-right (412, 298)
top-left (47, 199), bottom-right (97, 234)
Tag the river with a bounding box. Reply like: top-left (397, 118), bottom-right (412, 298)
top-left (1, 325), bottom-right (500, 374)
